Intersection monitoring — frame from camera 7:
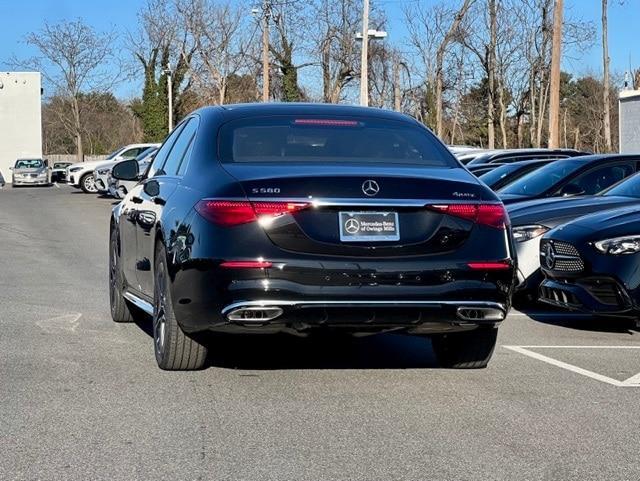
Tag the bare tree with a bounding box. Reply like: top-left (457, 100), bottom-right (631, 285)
top-left (12, 19), bottom-right (118, 162)
top-left (313, 0), bottom-right (360, 103)
top-left (178, 0), bottom-right (254, 105)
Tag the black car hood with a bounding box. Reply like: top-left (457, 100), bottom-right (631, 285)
top-left (562, 205), bottom-right (640, 237)
top-left (508, 195), bottom-right (639, 228)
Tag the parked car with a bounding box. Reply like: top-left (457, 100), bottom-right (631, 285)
top-left (467, 163), bottom-right (505, 176)
top-left (10, 158), bottom-right (51, 186)
top-left (478, 159), bottom-right (557, 191)
top-left (66, 143), bottom-right (159, 193)
top-left (508, 165), bottom-right (640, 301)
top-left (51, 161), bottom-right (72, 183)
top-left (0, 170), bottom-right (5, 188)
top-left (539, 205), bottom-right (640, 318)
top-left (95, 146), bottom-right (158, 196)
top-left (109, 103), bottom-right (516, 370)
top-left (456, 149), bottom-right (500, 165)
top-left (466, 148), bottom-right (586, 166)
top-left (498, 154), bottom-right (640, 205)
top-left (107, 147), bottom-right (157, 198)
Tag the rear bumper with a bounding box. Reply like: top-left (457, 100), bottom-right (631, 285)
top-left (219, 299), bottom-right (506, 334)
top-left (171, 260), bottom-right (514, 334)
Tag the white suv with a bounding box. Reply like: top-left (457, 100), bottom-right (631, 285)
top-left (66, 143), bottom-right (159, 193)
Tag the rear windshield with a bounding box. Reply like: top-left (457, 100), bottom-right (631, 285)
top-left (499, 159), bottom-right (585, 196)
top-left (218, 116), bottom-right (455, 167)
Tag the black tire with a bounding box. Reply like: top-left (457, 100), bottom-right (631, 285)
top-left (109, 227), bottom-right (136, 323)
top-left (153, 244), bottom-right (208, 370)
top-left (80, 172), bottom-right (97, 193)
top-left (431, 327), bottom-right (498, 369)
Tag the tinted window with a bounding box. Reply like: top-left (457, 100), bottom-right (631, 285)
top-left (499, 159), bottom-right (585, 196)
top-left (479, 164), bottom-right (521, 187)
top-left (219, 116), bottom-right (455, 167)
top-left (177, 137), bottom-right (196, 176)
top-left (603, 172), bottom-right (640, 198)
top-left (161, 118), bottom-right (198, 176)
top-left (564, 164), bottom-right (634, 195)
top-left (147, 123), bottom-right (187, 177)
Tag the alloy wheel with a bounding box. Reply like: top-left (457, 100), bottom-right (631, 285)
top-left (83, 174), bottom-right (97, 193)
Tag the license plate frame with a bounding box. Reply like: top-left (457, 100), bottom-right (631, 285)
top-left (339, 211), bottom-right (400, 242)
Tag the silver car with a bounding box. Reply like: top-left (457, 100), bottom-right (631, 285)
top-left (11, 158), bottom-right (51, 186)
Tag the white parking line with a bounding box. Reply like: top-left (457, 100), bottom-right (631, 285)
top-left (503, 345), bottom-right (640, 387)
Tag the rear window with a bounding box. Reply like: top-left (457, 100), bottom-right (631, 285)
top-left (218, 116), bottom-right (455, 167)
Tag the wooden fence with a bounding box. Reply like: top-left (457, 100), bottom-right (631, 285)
top-left (45, 154), bottom-right (108, 163)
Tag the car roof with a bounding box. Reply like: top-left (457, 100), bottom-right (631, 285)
top-left (196, 103), bottom-right (419, 124)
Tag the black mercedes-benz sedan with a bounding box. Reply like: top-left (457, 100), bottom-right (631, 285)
top-left (508, 167), bottom-right (640, 301)
top-left (465, 148), bottom-right (586, 166)
top-left (539, 206), bottom-right (640, 318)
top-left (109, 103), bottom-right (515, 370)
top-left (498, 154), bottom-right (640, 205)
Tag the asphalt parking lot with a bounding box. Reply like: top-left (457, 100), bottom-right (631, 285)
top-left (1, 185), bottom-right (640, 481)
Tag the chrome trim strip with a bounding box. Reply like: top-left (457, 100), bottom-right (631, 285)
top-left (204, 197), bottom-right (502, 208)
top-left (123, 291), bottom-right (154, 315)
top-left (221, 300), bottom-right (506, 316)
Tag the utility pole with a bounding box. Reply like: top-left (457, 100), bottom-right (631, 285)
top-left (548, 0), bottom-right (563, 148)
top-left (262, 0), bottom-right (270, 102)
top-left (164, 62), bottom-right (174, 132)
top-left (602, 0), bottom-right (612, 152)
top-left (359, 0), bottom-right (370, 107)
top-left (393, 55), bottom-right (401, 112)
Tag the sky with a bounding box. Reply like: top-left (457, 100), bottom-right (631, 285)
top-left (0, 0), bottom-right (638, 99)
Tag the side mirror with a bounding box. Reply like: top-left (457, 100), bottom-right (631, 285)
top-left (560, 183), bottom-right (585, 197)
top-left (143, 179), bottom-right (160, 197)
top-left (112, 159), bottom-right (139, 181)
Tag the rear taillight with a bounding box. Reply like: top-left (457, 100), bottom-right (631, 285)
top-left (195, 200), bottom-right (310, 227)
top-left (428, 204), bottom-right (508, 229)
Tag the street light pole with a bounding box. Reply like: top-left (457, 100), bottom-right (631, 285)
top-left (165, 61), bottom-right (174, 132)
top-left (359, 0), bottom-right (370, 107)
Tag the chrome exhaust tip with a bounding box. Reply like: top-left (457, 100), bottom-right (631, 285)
top-left (456, 307), bottom-right (505, 322)
top-left (227, 306), bottom-right (283, 322)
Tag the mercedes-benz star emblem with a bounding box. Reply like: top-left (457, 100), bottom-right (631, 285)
top-left (544, 243), bottom-right (556, 269)
top-left (362, 180), bottom-right (380, 197)
top-left (344, 218), bottom-right (360, 234)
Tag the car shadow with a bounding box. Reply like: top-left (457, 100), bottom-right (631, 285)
top-left (521, 308), bottom-right (640, 334)
top-left (133, 315), bottom-right (437, 369)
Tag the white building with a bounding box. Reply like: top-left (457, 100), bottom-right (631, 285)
top-left (619, 89), bottom-right (640, 153)
top-left (0, 72), bottom-right (43, 182)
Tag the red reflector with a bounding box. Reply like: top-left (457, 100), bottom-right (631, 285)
top-left (195, 200), bottom-right (310, 227)
top-left (220, 261), bottom-right (273, 269)
top-left (293, 119), bottom-right (359, 127)
top-left (428, 204), bottom-right (508, 229)
top-left (467, 261), bottom-right (511, 270)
